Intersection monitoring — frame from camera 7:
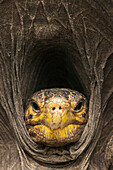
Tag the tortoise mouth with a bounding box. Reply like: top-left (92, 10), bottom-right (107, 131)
top-left (25, 118), bottom-right (86, 129)
top-left (27, 124), bottom-right (86, 147)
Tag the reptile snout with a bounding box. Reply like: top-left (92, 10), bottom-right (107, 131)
top-left (45, 97), bottom-right (69, 130)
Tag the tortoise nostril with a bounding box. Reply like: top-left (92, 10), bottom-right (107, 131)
top-left (59, 106), bottom-right (62, 110)
top-left (52, 106), bottom-right (62, 111)
top-left (52, 107), bottom-right (56, 111)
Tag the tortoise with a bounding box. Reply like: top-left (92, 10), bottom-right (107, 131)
top-left (0, 0), bottom-right (113, 169)
top-left (25, 88), bottom-right (88, 147)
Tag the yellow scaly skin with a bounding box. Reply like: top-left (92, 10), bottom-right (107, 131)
top-left (25, 88), bottom-right (88, 147)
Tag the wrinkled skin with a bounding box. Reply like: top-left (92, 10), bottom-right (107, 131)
top-left (0, 0), bottom-right (113, 170)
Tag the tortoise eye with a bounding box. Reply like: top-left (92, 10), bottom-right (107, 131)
top-left (32, 102), bottom-right (40, 112)
top-left (74, 101), bottom-right (83, 111)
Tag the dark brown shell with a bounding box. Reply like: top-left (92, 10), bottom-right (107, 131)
top-left (0, 0), bottom-right (113, 169)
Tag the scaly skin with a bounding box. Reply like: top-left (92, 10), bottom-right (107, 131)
top-left (25, 88), bottom-right (88, 147)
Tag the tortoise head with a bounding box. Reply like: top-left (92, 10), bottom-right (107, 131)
top-left (25, 88), bottom-right (88, 147)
